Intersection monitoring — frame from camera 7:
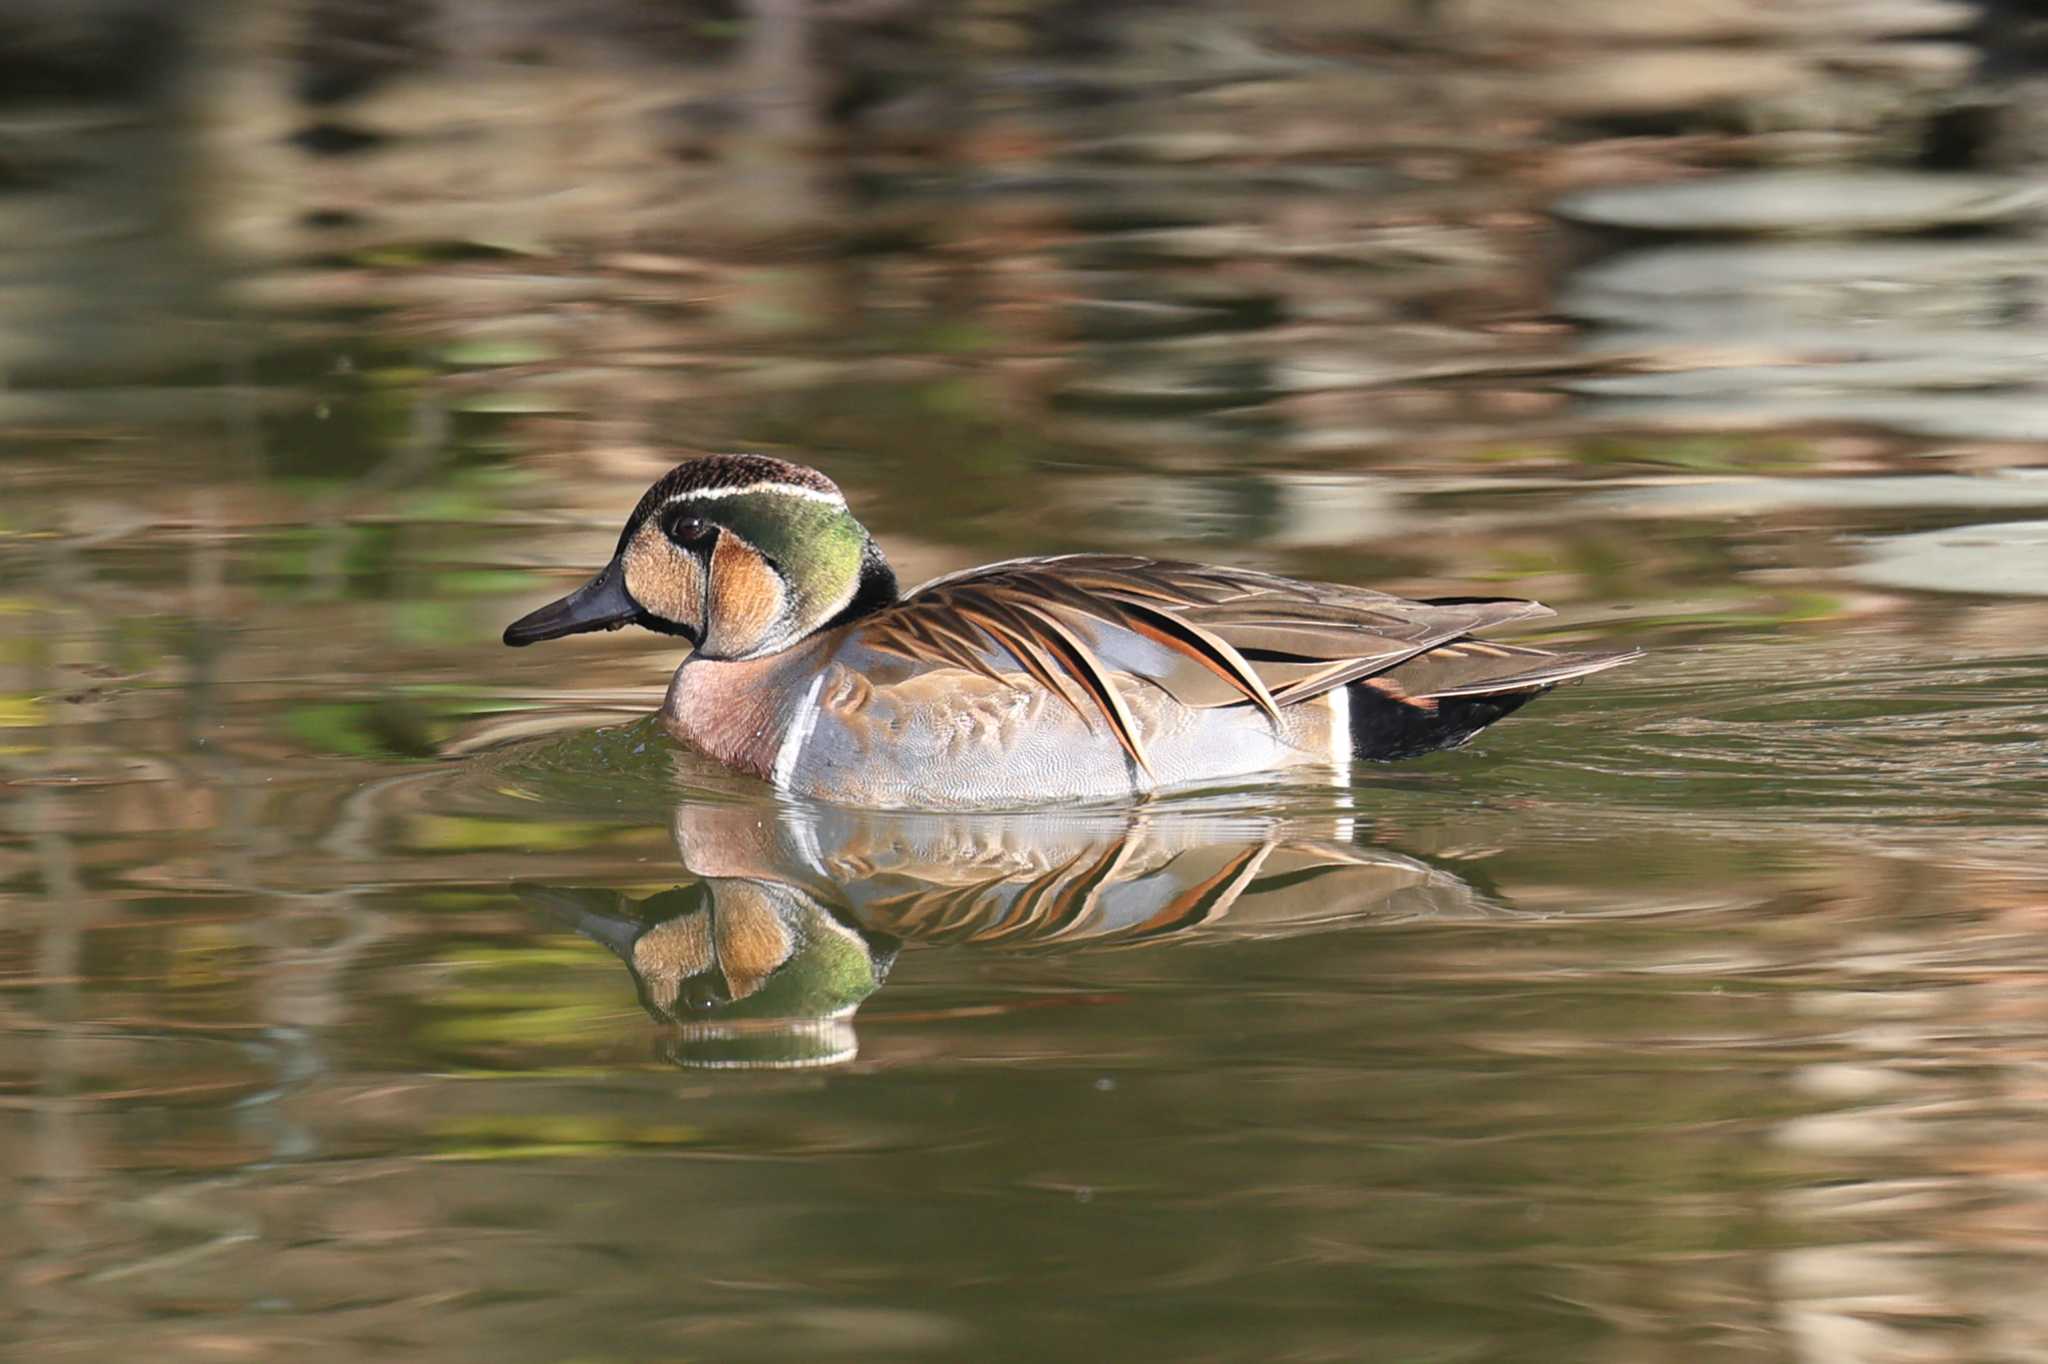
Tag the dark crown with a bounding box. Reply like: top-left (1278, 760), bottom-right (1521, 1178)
top-left (619, 455), bottom-right (842, 551)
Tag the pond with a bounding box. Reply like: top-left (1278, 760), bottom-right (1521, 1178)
top-left (5, 3), bottom-right (2048, 1360)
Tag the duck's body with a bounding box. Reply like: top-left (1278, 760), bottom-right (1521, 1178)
top-left (506, 456), bottom-right (1636, 809)
top-left (662, 584), bottom-right (1347, 807)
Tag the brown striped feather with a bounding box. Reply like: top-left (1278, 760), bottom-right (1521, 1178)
top-left (1098, 596), bottom-right (1281, 722)
top-left (849, 556), bottom-right (1603, 759)
top-left (998, 598), bottom-right (1155, 776)
top-left (953, 603), bottom-right (1099, 728)
top-left (1378, 643), bottom-right (1642, 699)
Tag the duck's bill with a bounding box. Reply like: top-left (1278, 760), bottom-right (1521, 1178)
top-left (502, 565), bottom-right (640, 646)
top-left (512, 882), bottom-right (645, 959)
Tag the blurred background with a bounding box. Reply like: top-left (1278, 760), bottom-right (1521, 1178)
top-left (5, 1), bottom-right (2048, 1360)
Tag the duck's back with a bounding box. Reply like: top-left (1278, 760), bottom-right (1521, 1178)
top-left (764, 556), bottom-right (1634, 809)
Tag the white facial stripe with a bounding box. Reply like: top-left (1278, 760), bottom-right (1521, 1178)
top-left (1326, 687), bottom-right (1351, 768)
top-left (663, 481), bottom-right (844, 508)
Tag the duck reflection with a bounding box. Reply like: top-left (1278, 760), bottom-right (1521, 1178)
top-left (522, 801), bottom-right (1500, 1069)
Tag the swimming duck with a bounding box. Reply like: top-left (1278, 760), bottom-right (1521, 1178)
top-left (503, 454), bottom-right (1636, 807)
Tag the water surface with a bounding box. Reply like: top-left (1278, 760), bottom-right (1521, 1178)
top-left (5, 4), bottom-right (2048, 1360)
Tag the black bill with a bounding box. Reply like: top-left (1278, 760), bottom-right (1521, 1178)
top-left (502, 564), bottom-right (640, 646)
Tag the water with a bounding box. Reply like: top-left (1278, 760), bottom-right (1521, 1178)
top-left (6, 3), bottom-right (2048, 1359)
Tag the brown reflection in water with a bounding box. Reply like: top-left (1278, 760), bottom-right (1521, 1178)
top-left (525, 797), bottom-right (1500, 1068)
top-left (12, 781), bottom-right (2048, 1361)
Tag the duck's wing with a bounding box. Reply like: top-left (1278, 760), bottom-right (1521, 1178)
top-left (851, 554), bottom-right (1611, 771)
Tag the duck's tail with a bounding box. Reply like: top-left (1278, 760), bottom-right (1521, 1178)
top-left (1347, 642), bottom-right (1640, 761)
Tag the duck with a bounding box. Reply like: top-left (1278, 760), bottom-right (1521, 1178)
top-left (503, 454), bottom-right (1637, 808)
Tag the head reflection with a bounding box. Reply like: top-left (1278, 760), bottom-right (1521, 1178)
top-left (523, 799), bottom-right (1501, 1069)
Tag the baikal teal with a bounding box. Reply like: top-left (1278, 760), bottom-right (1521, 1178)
top-left (503, 454), bottom-right (1639, 808)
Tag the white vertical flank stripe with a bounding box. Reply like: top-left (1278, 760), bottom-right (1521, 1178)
top-left (772, 672), bottom-right (829, 788)
top-left (1326, 686), bottom-right (1351, 768)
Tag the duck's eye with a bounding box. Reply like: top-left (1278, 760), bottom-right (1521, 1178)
top-left (666, 515), bottom-right (717, 551)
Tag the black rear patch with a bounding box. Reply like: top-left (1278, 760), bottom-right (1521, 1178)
top-left (1348, 684), bottom-right (1548, 761)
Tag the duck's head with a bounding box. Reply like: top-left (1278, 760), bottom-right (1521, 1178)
top-left (503, 455), bottom-right (897, 659)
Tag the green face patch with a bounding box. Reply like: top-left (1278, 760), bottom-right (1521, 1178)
top-left (670, 489), bottom-right (868, 632)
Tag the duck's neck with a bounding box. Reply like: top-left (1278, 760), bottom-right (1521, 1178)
top-left (662, 631), bottom-right (839, 781)
top-left (664, 542), bottom-right (894, 781)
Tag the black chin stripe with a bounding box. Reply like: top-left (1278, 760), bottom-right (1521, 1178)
top-left (638, 613), bottom-right (702, 645)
